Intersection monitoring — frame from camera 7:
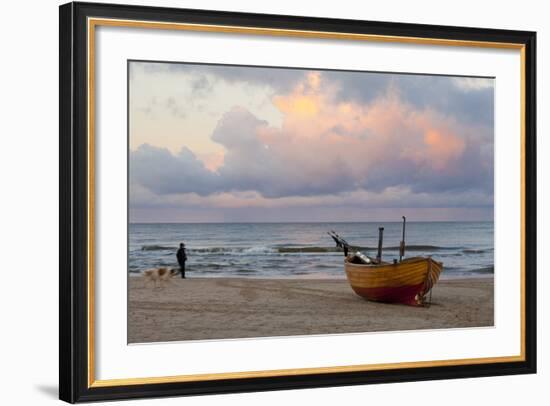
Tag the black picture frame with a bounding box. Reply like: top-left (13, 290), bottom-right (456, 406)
top-left (59, 1), bottom-right (537, 403)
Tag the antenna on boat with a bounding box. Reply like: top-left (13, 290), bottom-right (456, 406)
top-left (377, 227), bottom-right (384, 263)
top-left (399, 216), bottom-right (406, 262)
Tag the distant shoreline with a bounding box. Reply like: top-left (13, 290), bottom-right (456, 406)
top-left (128, 277), bottom-right (494, 343)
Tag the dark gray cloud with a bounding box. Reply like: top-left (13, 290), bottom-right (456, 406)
top-left (393, 75), bottom-right (493, 126)
top-left (327, 72), bottom-right (494, 126)
top-left (130, 144), bottom-right (220, 196)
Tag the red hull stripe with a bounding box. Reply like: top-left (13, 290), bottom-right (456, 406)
top-left (351, 283), bottom-right (425, 306)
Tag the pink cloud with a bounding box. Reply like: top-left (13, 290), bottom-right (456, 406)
top-left (249, 73), bottom-right (479, 189)
top-left (197, 151), bottom-right (225, 171)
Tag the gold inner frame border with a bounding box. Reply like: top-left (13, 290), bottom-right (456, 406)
top-left (86, 17), bottom-right (527, 388)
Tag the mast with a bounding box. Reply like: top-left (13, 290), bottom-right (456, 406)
top-left (399, 216), bottom-right (406, 262)
top-left (377, 227), bottom-right (384, 263)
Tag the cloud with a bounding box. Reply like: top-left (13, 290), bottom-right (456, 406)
top-left (132, 62), bottom-right (494, 127)
top-left (452, 77), bottom-right (494, 91)
top-left (130, 70), bottom-right (493, 213)
top-left (328, 72), bottom-right (494, 126)
top-left (133, 61), bottom-right (306, 94)
top-left (130, 144), bottom-right (220, 196)
top-left (131, 187), bottom-right (493, 211)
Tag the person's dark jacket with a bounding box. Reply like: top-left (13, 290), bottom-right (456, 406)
top-left (176, 247), bottom-right (187, 266)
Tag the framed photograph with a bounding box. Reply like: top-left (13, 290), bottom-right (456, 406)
top-left (59, 1), bottom-right (536, 403)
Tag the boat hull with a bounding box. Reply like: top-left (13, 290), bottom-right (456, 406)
top-left (344, 257), bottom-right (443, 306)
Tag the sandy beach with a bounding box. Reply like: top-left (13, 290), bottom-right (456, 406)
top-left (128, 277), bottom-right (493, 343)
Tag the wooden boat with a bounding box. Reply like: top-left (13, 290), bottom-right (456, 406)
top-left (344, 256), bottom-right (443, 306)
top-left (329, 217), bottom-right (443, 306)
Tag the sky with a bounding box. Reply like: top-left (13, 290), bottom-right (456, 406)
top-left (129, 61), bottom-right (494, 223)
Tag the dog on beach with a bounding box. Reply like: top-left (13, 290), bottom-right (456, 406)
top-left (142, 267), bottom-right (180, 289)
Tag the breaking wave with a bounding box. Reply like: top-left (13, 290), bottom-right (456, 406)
top-left (141, 245), bottom-right (173, 251)
top-left (462, 248), bottom-right (493, 254)
top-left (471, 265), bottom-right (494, 274)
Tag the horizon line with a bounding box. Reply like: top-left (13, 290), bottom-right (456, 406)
top-left (129, 220), bottom-right (494, 224)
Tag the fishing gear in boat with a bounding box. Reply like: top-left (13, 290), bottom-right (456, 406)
top-left (327, 230), bottom-right (350, 256)
top-left (327, 230), bottom-right (374, 264)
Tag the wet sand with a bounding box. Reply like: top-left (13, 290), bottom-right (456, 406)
top-left (128, 277), bottom-right (493, 343)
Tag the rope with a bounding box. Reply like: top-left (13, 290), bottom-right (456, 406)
top-left (424, 259), bottom-right (433, 308)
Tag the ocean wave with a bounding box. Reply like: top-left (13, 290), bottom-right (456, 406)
top-left (277, 245), bottom-right (459, 253)
top-left (141, 245), bottom-right (174, 251)
top-left (242, 246), bottom-right (277, 254)
top-left (471, 265), bottom-right (494, 274)
top-left (142, 244), bottom-right (464, 254)
top-left (191, 262), bottom-right (226, 270)
top-left (188, 246), bottom-right (275, 255)
top-left (278, 247), bottom-right (339, 253)
top-left (394, 245), bottom-right (461, 251)
top-left (140, 243), bottom-right (480, 258)
top-left (462, 248), bottom-right (493, 254)
top-left (443, 265), bottom-right (494, 274)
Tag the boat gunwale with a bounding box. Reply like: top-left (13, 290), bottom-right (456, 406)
top-left (344, 256), bottom-right (442, 270)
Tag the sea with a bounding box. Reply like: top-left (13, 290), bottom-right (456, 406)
top-left (129, 222), bottom-right (494, 280)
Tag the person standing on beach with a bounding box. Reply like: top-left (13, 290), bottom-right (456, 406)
top-left (176, 243), bottom-right (187, 279)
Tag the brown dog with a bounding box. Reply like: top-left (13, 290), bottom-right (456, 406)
top-left (142, 267), bottom-right (180, 289)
